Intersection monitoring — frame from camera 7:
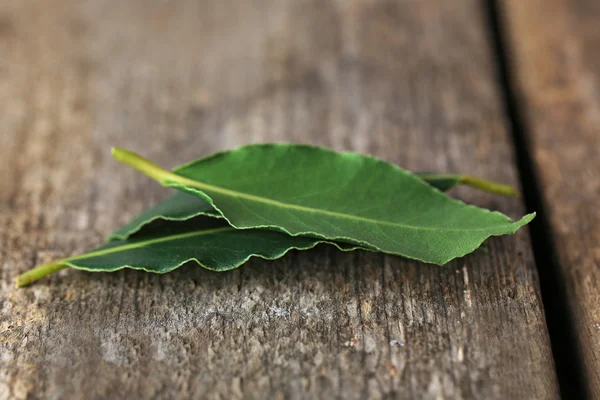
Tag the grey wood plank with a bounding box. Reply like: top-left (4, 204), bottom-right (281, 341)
top-left (503, 0), bottom-right (600, 397)
top-left (0, 0), bottom-right (558, 398)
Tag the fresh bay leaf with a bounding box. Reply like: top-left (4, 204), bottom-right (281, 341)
top-left (109, 191), bottom-right (220, 241)
top-left (112, 144), bottom-right (534, 265)
top-left (109, 172), bottom-right (518, 241)
top-left (16, 145), bottom-right (527, 287)
top-left (16, 217), bottom-right (360, 288)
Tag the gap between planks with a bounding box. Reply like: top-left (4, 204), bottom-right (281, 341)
top-left (484, 0), bottom-right (589, 398)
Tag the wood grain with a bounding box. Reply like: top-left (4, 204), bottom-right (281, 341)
top-left (0, 0), bottom-right (558, 398)
top-left (502, 0), bottom-right (600, 397)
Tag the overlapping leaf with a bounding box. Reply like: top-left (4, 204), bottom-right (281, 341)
top-left (17, 144), bottom-right (531, 287)
top-left (113, 144), bottom-right (533, 265)
top-left (109, 173), bottom-right (517, 241)
top-left (16, 217), bottom-right (360, 287)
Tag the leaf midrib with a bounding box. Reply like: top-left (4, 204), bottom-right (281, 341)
top-left (67, 227), bottom-right (233, 262)
top-left (166, 175), bottom-right (514, 233)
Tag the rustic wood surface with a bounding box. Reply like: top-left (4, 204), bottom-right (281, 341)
top-left (503, 0), bottom-right (600, 397)
top-left (0, 0), bottom-right (559, 399)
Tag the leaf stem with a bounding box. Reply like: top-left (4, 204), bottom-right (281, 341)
top-left (16, 227), bottom-right (234, 288)
top-left (112, 147), bottom-right (206, 192)
top-left (460, 175), bottom-right (519, 197)
top-left (15, 262), bottom-right (68, 288)
top-left (111, 148), bottom-right (179, 184)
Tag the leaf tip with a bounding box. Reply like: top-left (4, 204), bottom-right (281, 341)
top-left (525, 211), bottom-right (536, 223)
top-left (516, 211), bottom-right (536, 228)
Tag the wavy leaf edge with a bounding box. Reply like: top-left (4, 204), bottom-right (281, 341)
top-left (112, 144), bottom-right (534, 265)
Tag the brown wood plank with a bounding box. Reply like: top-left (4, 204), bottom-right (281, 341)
top-left (502, 0), bottom-right (600, 397)
top-left (0, 0), bottom-right (558, 398)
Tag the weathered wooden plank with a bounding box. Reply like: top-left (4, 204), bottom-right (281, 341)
top-left (502, 0), bottom-right (600, 397)
top-left (0, 0), bottom-right (558, 399)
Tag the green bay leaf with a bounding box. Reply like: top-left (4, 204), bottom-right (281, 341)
top-left (16, 217), bottom-right (360, 287)
top-left (109, 173), bottom-right (518, 241)
top-left (113, 144), bottom-right (533, 265)
top-left (109, 191), bottom-right (220, 241)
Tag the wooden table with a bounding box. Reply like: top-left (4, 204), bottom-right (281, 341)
top-left (0, 0), bottom-right (596, 398)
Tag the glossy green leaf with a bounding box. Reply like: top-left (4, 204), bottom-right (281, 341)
top-left (112, 144), bottom-right (534, 265)
top-left (109, 172), bottom-right (518, 241)
top-left (109, 191), bottom-right (220, 241)
top-left (16, 217), bottom-right (360, 288)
